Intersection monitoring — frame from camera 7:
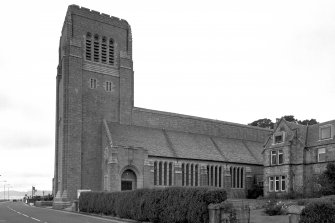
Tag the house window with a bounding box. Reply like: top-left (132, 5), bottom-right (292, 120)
top-left (318, 148), bottom-right (326, 162)
top-left (275, 176), bottom-right (280, 192)
top-left (90, 78), bottom-right (97, 89)
top-left (278, 150), bottom-right (284, 164)
top-left (269, 177), bottom-right (274, 192)
top-left (320, 125), bottom-right (332, 140)
top-left (271, 151), bottom-right (277, 165)
top-left (281, 176), bottom-right (286, 191)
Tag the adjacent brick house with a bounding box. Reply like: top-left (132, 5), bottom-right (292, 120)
top-left (263, 118), bottom-right (335, 197)
top-left (53, 5), bottom-right (272, 208)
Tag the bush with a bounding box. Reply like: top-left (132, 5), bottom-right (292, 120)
top-left (79, 187), bottom-right (227, 223)
top-left (264, 199), bottom-right (287, 216)
top-left (247, 184), bottom-right (263, 199)
top-left (300, 200), bottom-right (335, 223)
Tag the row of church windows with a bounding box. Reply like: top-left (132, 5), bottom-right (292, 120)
top-left (153, 161), bottom-right (244, 189)
top-left (182, 163), bottom-right (200, 187)
top-left (153, 161), bottom-right (173, 186)
top-left (85, 32), bottom-right (115, 65)
top-left (230, 166), bottom-right (244, 189)
top-left (207, 165), bottom-right (223, 188)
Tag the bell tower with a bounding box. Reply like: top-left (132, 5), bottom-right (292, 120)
top-left (54, 4), bottom-right (134, 208)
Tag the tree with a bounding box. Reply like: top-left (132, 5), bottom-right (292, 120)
top-left (248, 118), bottom-right (274, 129)
top-left (248, 116), bottom-right (318, 129)
top-left (282, 115), bottom-right (297, 123)
top-left (298, 119), bottom-right (318, 126)
top-left (318, 162), bottom-right (335, 195)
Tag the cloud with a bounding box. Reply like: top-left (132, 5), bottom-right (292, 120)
top-left (0, 135), bottom-right (52, 150)
top-left (0, 94), bottom-right (12, 111)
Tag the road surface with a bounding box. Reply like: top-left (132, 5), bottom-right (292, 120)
top-left (0, 201), bottom-right (127, 223)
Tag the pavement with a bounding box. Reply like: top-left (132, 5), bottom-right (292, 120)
top-left (0, 201), bottom-right (132, 223)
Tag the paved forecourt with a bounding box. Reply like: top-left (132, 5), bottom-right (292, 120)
top-left (0, 201), bottom-right (128, 223)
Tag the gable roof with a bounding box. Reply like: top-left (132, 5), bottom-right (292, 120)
top-left (263, 118), bottom-right (335, 150)
top-left (106, 122), bottom-right (264, 165)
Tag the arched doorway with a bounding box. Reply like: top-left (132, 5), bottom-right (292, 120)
top-left (121, 169), bottom-right (137, 191)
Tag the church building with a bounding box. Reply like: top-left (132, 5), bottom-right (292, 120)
top-left (53, 5), bottom-right (272, 207)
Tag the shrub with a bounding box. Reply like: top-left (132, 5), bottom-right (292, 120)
top-left (79, 187), bottom-right (227, 223)
top-left (300, 200), bottom-right (335, 223)
top-left (264, 199), bottom-right (287, 216)
top-left (247, 184), bottom-right (263, 199)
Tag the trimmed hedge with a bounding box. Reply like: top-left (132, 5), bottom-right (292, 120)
top-left (300, 200), bottom-right (335, 223)
top-left (79, 187), bottom-right (227, 223)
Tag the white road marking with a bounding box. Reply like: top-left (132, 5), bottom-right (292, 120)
top-left (31, 217), bottom-right (41, 222)
top-left (22, 214), bottom-right (29, 217)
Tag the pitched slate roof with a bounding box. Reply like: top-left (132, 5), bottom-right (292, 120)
top-left (107, 122), bottom-right (264, 165)
top-left (307, 120), bottom-right (335, 147)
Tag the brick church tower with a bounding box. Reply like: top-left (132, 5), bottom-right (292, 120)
top-left (54, 5), bottom-right (134, 207)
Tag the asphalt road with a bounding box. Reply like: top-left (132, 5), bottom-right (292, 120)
top-left (0, 201), bottom-right (127, 223)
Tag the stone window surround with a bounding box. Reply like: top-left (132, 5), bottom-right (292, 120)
top-left (269, 175), bottom-right (286, 192)
top-left (272, 131), bottom-right (285, 145)
top-left (319, 124), bottom-right (332, 141)
top-left (270, 149), bottom-right (284, 166)
top-left (318, 148), bottom-right (326, 162)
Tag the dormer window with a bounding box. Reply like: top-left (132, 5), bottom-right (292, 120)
top-left (273, 132), bottom-right (285, 145)
top-left (275, 135), bottom-right (283, 144)
top-left (320, 125), bottom-right (332, 140)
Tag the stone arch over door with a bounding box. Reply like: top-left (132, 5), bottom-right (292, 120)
top-left (121, 169), bottom-right (137, 191)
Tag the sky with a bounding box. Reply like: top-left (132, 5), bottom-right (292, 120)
top-left (0, 0), bottom-right (334, 194)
